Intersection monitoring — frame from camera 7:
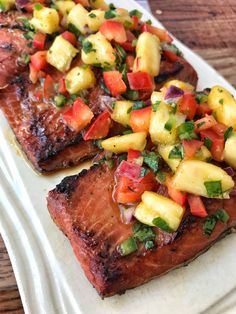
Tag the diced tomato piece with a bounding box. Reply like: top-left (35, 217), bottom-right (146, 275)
top-left (211, 123), bottom-right (228, 137)
top-left (182, 140), bottom-right (203, 159)
top-left (63, 97), bottom-right (94, 132)
top-left (200, 129), bottom-right (225, 161)
top-left (131, 16), bottom-right (139, 30)
top-left (30, 51), bottom-right (47, 71)
top-left (103, 71), bottom-right (127, 96)
top-left (120, 41), bottom-right (135, 52)
top-left (166, 178), bottom-right (187, 207)
top-left (179, 93), bottom-right (198, 120)
top-left (58, 78), bottom-right (67, 94)
top-left (163, 50), bottom-right (179, 62)
top-left (100, 21), bottom-right (127, 44)
top-left (33, 33), bottom-right (46, 50)
top-left (83, 111), bottom-right (111, 140)
top-left (75, 0), bottom-right (90, 6)
top-left (126, 55), bottom-right (135, 71)
top-left (116, 160), bottom-right (142, 181)
top-left (44, 75), bottom-right (54, 99)
top-left (61, 31), bottom-right (77, 46)
top-left (115, 172), bottom-right (157, 204)
top-left (127, 149), bottom-right (141, 162)
top-left (187, 194), bottom-right (208, 218)
top-left (127, 72), bottom-right (154, 91)
top-left (24, 3), bottom-right (34, 12)
top-left (130, 106), bottom-right (152, 133)
top-left (196, 103), bottom-right (212, 116)
top-left (194, 115), bottom-right (217, 132)
top-left (141, 23), bottom-right (173, 43)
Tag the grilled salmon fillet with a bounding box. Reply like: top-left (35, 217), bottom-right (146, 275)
top-left (47, 163), bottom-right (236, 297)
top-left (0, 11), bottom-right (198, 172)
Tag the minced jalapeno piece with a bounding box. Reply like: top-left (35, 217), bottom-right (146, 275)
top-left (119, 236), bottom-right (138, 256)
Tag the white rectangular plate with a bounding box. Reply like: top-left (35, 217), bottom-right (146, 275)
top-left (1, 1), bottom-right (236, 314)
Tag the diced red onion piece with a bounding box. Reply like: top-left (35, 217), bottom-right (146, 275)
top-left (116, 160), bottom-right (141, 181)
top-left (99, 96), bottom-right (116, 113)
top-left (119, 204), bottom-right (135, 224)
top-left (164, 85), bottom-right (184, 103)
top-left (16, 0), bottom-right (29, 8)
top-left (224, 166), bottom-right (235, 177)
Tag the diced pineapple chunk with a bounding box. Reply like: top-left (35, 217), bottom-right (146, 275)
top-left (208, 86), bottom-right (236, 129)
top-left (172, 160), bottom-right (234, 198)
top-left (194, 146), bottom-right (212, 162)
top-left (0, 0), bottom-right (15, 11)
top-left (101, 132), bottom-right (147, 153)
top-left (81, 32), bottom-right (116, 66)
top-left (67, 4), bottom-right (89, 34)
top-left (151, 91), bottom-right (163, 104)
top-left (65, 66), bottom-right (96, 94)
top-left (133, 32), bottom-right (161, 77)
top-left (158, 144), bottom-right (181, 172)
top-left (30, 7), bottom-right (59, 34)
top-left (55, 1), bottom-right (75, 16)
top-left (164, 80), bottom-right (194, 91)
top-left (90, 0), bottom-right (108, 10)
top-left (224, 132), bottom-right (236, 169)
top-left (47, 35), bottom-right (78, 72)
top-left (149, 102), bottom-right (177, 145)
top-left (87, 9), bottom-right (105, 32)
top-left (135, 191), bottom-right (185, 231)
top-left (111, 101), bottom-right (133, 127)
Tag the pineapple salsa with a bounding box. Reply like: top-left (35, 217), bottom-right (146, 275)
top-left (4, 0), bottom-right (236, 254)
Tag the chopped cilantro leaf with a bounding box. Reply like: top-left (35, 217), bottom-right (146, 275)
top-left (168, 144), bottom-right (184, 160)
top-left (178, 121), bottom-right (198, 140)
top-left (224, 127), bottom-right (233, 141)
top-left (129, 9), bottom-right (142, 19)
top-left (88, 13), bottom-right (96, 18)
top-left (142, 151), bottom-right (159, 174)
top-left (152, 100), bottom-right (160, 112)
top-left (82, 41), bottom-right (96, 54)
top-left (34, 3), bottom-right (43, 10)
top-left (203, 208), bottom-right (229, 235)
top-left (104, 9), bottom-right (117, 19)
top-left (204, 181), bottom-right (223, 197)
top-left (133, 222), bottom-right (156, 242)
top-left (204, 137), bottom-right (212, 150)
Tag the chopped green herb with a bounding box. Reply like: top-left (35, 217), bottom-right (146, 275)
top-left (104, 9), bottom-right (117, 19)
top-left (123, 129), bottom-right (133, 135)
top-left (152, 217), bottom-right (172, 232)
top-left (17, 16), bottom-right (32, 30)
top-left (162, 43), bottom-right (183, 57)
top-left (118, 153), bottom-right (127, 163)
top-left (78, 34), bottom-right (85, 43)
top-left (123, 89), bottom-right (139, 101)
top-left (178, 121), bottom-right (198, 140)
top-left (109, 3), bottom-right (116, 10)
top-left (118, 63), bottom-right (128, 85)
top-left (94, 157), bottom-right (106, 166)
top-left (195, 92), bottom-right (208, 104)
top-left (219, 98), bottom-right (224, 105)
top-left (140, 167), bottom-right (148, 177)
top-left (168, 144), bottom-right (184, 160)
top-left (34, 3), bottom-right (43, 10)
top-left (82, 41), bottom-right (96, 54)
top-left (146, 19), bottom-right (152, 25)
top-left (120, 236), bottom-right (138, 256)
top-left (152, 100), bottom-right (161, 112)
top-left (54, 94), bottom-right (67, 107)
top-left (23, 31), bottom-right (35, 40)
top-left (67, 23), bottom-right (79, 35)
top-left (224, 127), bottom-right (233, 141)
top-left (0, 3), bottom-right (5, 12)
top-left (203, 208), bottom-right (229, 235)
top-left (164, 115), bottom-right (176, 131)
top-left (133, 101), bottom-right (146, 110)
top-left (100, 81), bottom-right (111, 95)
top-left (204, 137), bottom-right (212, 150)
top-left (129, 9), bottom-right (143, 19)
top-left (106, 159), bottom-right (114, 169)
top-left (124, 20), bottom-right (132, 28)
top-left (19, 53), bottom-right (30, 64)
top-left (145, 240), bottom-right (155, 250)
top-left (88, 12), bottom-right (97, 18)
top-left (204, 180), bottom-right (222, 197)
top-left (156, 170), bottom-right (166, 183)
top-left (114, 44), bottom-right (127, 63)
top-left (93, 139), bottom-right (103, 149)
top-left (133, 222), bottom-right (156, 242)
top-left (142, 151), bottom-right (159, 174)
